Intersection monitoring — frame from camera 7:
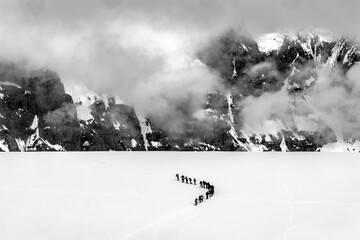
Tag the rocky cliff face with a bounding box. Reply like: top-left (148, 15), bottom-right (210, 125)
top-left (141, 30), bottom-right (360, 152)
top-left (0, 64), bottom-right (144, 151)
top-left (0, 30), bottom-right (359, 151)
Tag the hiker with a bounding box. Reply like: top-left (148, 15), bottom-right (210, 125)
top-left (195, 198), bottom-right (198, 206)
top-left (206, 191), bottom-right (209, 199)
top-left (209, 189), bottom-right (213, 197)
top-left (176, 174), bottom-right (179, 181)
top-left (199, 195), bottom-right (204, 203)
top-left (209, 186), bottom-right (214, 197)
top-left (193, 178), bottom-right (196, 185)
top-left (189, 178), bottom-right (192, 184)
top-left (199, 181), bottom-right (203, 187)
top-left (185, 177), bottom-right (188, 184)
top-left (181, 175), bottom-right (185, 183)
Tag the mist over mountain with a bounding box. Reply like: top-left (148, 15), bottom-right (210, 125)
top-left (0, 28), bottom-right (359, 151)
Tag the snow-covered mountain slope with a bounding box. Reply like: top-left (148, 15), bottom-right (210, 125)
top-left (197, 30), bottom-right (360, 152)
top-left (1, 153), bottom-right (360, 240)
top-left (256, 29), bottom-right (336, 53)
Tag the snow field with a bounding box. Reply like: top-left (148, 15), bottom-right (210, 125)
top-left (0, 153), bottom-right (360, 240)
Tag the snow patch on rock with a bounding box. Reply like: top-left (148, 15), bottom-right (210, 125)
top-left (29, 115), bottom-right (39, 130)
top-left (280, 134), bottom-right (288, 152)
top-left (138, 116), bottom-right (152, 151)
top-left (131, 139), bottom-right (137, 148)
top-left (0, 139), bottom-right (9, 152)
top-left (150, 141), bottom-right (162, 148)
top-left (15, 138), bottom-right (26, 152)
top-left (0, 81), bottom-right (21, 88)
top-left (113, 121), bottom-right (121, 131)
top-left (257, 33), bottom-right (284, 52)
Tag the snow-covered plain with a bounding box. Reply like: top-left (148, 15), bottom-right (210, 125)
top-left (1, 153), bottom-right (360, 240)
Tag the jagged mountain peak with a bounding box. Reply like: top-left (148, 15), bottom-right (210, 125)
top-left (1, 29), bottom-right (360, 151)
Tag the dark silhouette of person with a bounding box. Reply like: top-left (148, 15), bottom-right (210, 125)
top-left (199, 195), bottom-right (204, 203)
top-left (189, 178), bottom-right (192, 184)
top-left (185, 177), bottom-right (188, 184)
top-left (181, 175), bottom-right (185, 183)
top-left (195, 198), bottom-right (198, 206)
top-left (206, 191), bottom-right (209, 199)
top-left (209, 186), bottom-right (214, 197)
top-left (176, 174), bottom-right (179, 181)
top-left (193, 178), bottom-right (196, 185)
top-left (200, 181), bottom-right (203, 187)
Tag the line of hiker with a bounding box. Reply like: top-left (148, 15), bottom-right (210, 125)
top-left (195, 181), bottom-right (215, 206)
top-left (176, 174), bottom-right (196, 185)
top-left (175, 174), bottom-right (215, 206)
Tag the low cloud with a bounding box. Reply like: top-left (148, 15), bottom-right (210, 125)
top-left (240, 63), bottom-right (360, 141)
top-left (309, 64), bottom-right (360, 140)
top-left (248, 62), bottom-right (280, 79)
top-left (241, 80), bottom-right (293, 131)
top-left (45, 103), bottom-right (77, 125)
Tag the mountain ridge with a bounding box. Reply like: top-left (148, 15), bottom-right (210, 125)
top-left (0, 30), bottom-right (359, 151)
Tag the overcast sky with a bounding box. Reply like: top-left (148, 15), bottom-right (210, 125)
top-left (2, 0), bottom-right (357, 35)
